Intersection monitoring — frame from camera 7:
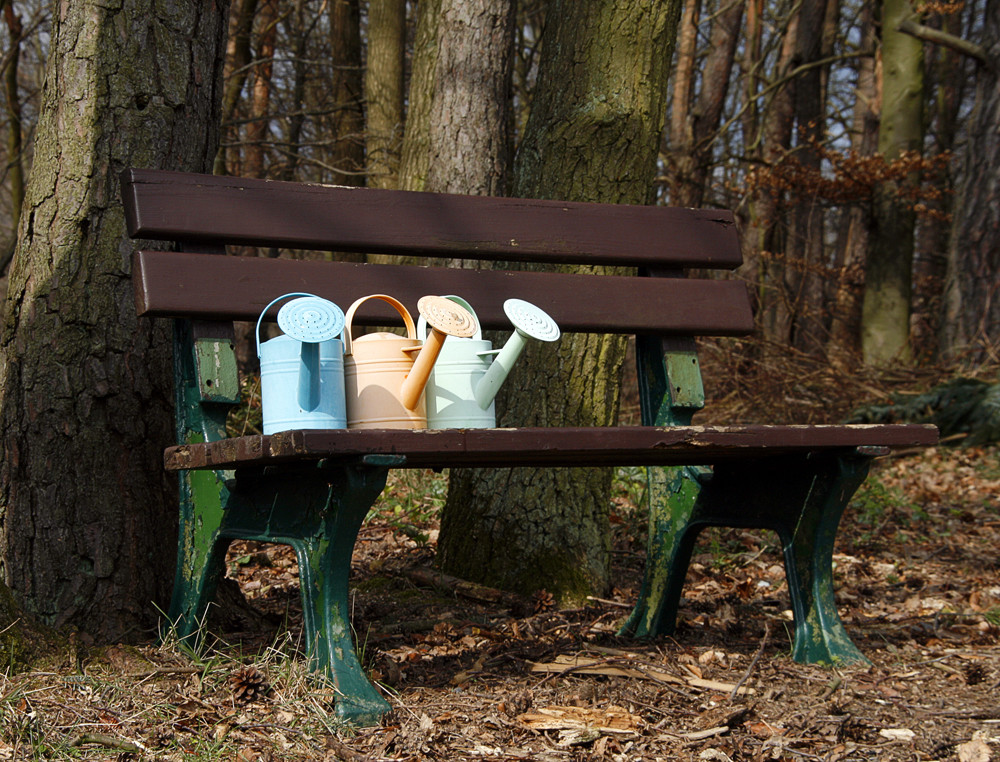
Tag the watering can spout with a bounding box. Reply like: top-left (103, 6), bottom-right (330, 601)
top-left (298, 342), bottom-right (321, 411)
top-left (473, 299), bottom-right (561, 410)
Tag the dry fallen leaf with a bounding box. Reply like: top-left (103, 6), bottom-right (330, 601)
top-left (957, 738), bottom-right (992, 762)
top-left (879, 728), bottom-right (916, 742)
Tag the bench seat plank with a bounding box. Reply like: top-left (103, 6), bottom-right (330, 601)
top-left (134, 250), bottom-right (755, 335)
top-left (123, 168), bottom-right (742, 269)
top-left (164, 423), bottom-right (939, 471)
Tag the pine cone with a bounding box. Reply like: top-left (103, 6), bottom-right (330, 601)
top-left (229, 664), bottom-right (270, 703)
top-left (532, 589), bottom-right (555, 613)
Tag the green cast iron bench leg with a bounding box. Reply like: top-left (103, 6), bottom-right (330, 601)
top-left (166, 457), bottom-right (399, 725)
top-left (284, 460), bottom-right (400, 725)
top-left (166, 467), bottom-right (232, 648)
top-left (622, 452), bottom-right (874, 666)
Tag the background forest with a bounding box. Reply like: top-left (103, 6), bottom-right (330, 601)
top-left (3, 0), bottom-right (997, 366)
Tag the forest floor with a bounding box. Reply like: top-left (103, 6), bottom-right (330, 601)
top-left (1, 343), bottom-right (998, 761)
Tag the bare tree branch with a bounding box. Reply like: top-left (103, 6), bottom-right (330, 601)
top-left (898, 18), bottom-right (991, 68)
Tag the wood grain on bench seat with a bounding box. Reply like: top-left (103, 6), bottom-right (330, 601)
top-left (164, 424), bottom-right (939, 471)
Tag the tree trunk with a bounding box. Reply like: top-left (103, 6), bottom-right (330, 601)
top-left (365, 0), bottom-right (406, 189)
top-left (278, 0), bottom-right (311, 181)
top-left (439, 0), bottom-right (681, 602)
top-left (424, 0), bottom-right (515, 196)
top-left (0, 0), bottom-right (228, 641)
top-left (750, 8), bottom-right (798, 345)
top-left (666, 0), bottom-right (699, 205)
top-left (861, 0), bottom-right (923, 365)
top-left (674, 0), bottom-right (744, 208)
top-left (787, 0), bottom-right (829, 356)
top-left (941, 0), bottom-right (1000, 360)
top-left (214, 0), bottom-right (260, 175)
top-left (328, 0), bottom-right (365, 186)
top-left (1, 0), bottom-right (24, 251)
top-left (829, 1), bottom-right (879, 364)
top-left (245, 0), bottom-right (278, 179)
top-left (912, 7), bottom-right (965, 360)
top-left (735, 0), bottom-right (763, 297)
top-left (398, 0), bottom-right (442, 192)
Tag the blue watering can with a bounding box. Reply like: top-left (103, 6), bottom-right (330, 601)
top-left (256, 293), bottom-right (347, 434)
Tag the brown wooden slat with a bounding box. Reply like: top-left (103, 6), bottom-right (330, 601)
top-left (134, 250), bottom-right (755, 335)
top-left (163, 424), bottom-right (939, 471)
top-left (121, 168), bottom-right (742, 269)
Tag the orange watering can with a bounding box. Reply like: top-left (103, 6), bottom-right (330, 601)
top-left (343, 294), bottom-right (478, 429)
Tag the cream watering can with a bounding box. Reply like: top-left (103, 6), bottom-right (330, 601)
top-left (419, 296), bottom-right (561, 428)
top-left (343, 294), bottom-right (478, 429)
top-left (256, 293), bottom-right (348, 434)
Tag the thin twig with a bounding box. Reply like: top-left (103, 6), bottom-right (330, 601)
top-left (818, 676), bottom-right (842, 702)
top-left (730, 622), bottom-right (770, 701)
top-left (585, 595), bottom-right (632, 608)
top-left (68, 733), bottom-right (145, 753)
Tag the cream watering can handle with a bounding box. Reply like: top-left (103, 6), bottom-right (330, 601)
top-left (343, 294), bottom-right (416, 356)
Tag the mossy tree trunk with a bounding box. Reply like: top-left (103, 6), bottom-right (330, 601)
top-left (861, 0), bottom-right (923, 365)
top-left (0, 0), bottom-right (228, 641)
top-left (438, 0), bottom-right (681, 602)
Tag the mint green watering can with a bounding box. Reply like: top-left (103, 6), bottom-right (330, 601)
top-left (419, 297), bottom-right (561, 428)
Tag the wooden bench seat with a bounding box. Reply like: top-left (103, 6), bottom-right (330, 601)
top-left (166, 425), bottom-right (926, 471)
top-left (122, 168), bottom-right (938, 725)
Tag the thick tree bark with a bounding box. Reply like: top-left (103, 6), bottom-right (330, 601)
top-left (424, 1), bottom-right (515, 196)
top-left (0, 0), bottom-right (228, 640)
top-left (439, 0), bottom-right (681, 602)
top-left (365, 0), bottom-right (406, 189)
top-left (861, 0), bottom-right (923, 365)
top-left (941, 0), bottom-right (1000, 360)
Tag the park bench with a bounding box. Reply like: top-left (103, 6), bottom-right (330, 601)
top-left (121, 168), bottom-right (938, 725)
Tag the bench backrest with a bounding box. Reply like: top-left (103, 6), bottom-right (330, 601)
top-left (121, 169), bottom-right (751, 428)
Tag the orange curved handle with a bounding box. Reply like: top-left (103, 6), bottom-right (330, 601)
top-left (342, 294), bottom-right (416, 356)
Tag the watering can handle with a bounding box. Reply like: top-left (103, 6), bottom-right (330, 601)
top-left (343, 294), bottom-right (417, 356)
top-left (417, 295), bottom-right (483, 341)
top-left (255, 292), bottom-right (324, 358)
